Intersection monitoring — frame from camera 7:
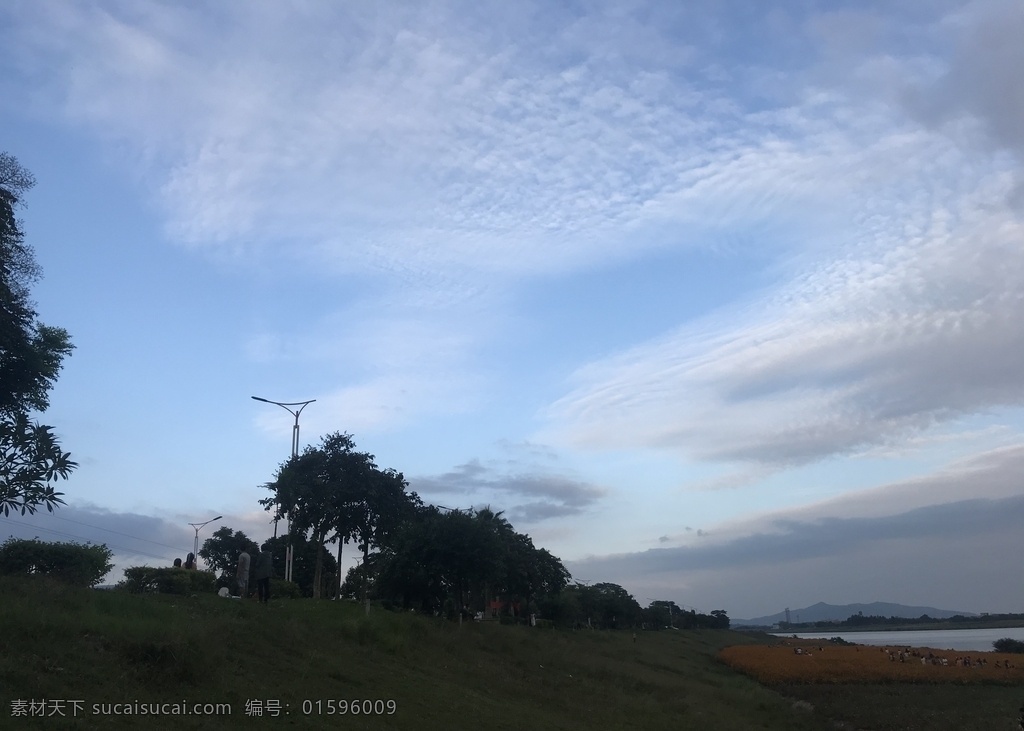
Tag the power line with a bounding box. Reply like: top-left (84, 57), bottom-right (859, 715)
top-left (0, 518), bottom-right (178, 562)
top-left (39, 513), bottom-right (188, 553)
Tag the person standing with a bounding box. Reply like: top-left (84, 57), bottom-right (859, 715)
top-left (254, 543), bottom-right (274, 603)
top-left (236, 549), bottom-right (251, 598)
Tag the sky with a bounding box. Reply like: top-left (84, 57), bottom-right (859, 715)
top-left (1, 0), bottom-right (1022, 620)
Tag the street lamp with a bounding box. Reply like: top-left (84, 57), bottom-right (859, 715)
top-left (188, 515), bottom-right (222, 568)
top-left (252, 396), bottom-right (316, 584)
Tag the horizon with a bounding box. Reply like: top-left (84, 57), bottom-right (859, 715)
top-left (2, 0), bottom-right (1023, 620)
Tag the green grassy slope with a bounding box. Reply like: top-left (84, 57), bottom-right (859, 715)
top-left (0, 578), bottom-right (819, 730)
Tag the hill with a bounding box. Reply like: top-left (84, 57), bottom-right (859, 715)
top-left (0, 577), bottom-right (821, 730)
top-left (734, 601), bottom-right (977, 627)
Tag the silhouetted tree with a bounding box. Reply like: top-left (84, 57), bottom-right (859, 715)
top-left (261, 432), bottom-right (418, 602)
top-left (367, 505), bottom-right (569, 619)
top-left (0, 153), bottom-right (75, 516)
top-left (263, 534), bottom-right (338, 598)
top-left (199, 526), bottom-right (259, 589)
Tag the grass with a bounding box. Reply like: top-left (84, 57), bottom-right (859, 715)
top-left (5, 579), bottom-right (1022, 730)
top-left (720, 641), bottom-right (1024, 684)
top-left (775, 683), bottom-right (1024, 731)
top-left (1, 577), bottom-right (819, 730)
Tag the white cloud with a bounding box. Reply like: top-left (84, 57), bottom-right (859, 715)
top-left (5, 2), bottom-right (1023, 614)
top-left (545, 120), bottom-right (1024, 465)
top-left (0, 0), bottom-right (864, 281)
top-left (246, 298), bottom-right (492, 436)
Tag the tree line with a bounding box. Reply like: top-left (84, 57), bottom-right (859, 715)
top-left (780, 611), bottom-right (1024, 631)
top-left (196, 430), bottom-right (728, 630)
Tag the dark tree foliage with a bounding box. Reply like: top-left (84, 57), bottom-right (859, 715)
top-left (363, 505), bottom-right (570, 618)
top-left (263, 534), bottom-right (338, 598)
top-left (539, 582), bottom-right (642, 629)
top-left (0, 153), bottom-right (75, 516)
top-left (0, 537), bottom-right (112, 587)
top-left (0, 414), bottom-right (75, 516)
top-left (261, 432), bottom-right (417, 601)
top-left (993, 638), bottom-right (1024, 653)
top-left (675, 607), bottom-right (730, 630)
top-left (644, 600), bottom-right (681, 628)
top-left (258, 432), bottom-right (569, 616)
top-left (119, 566), bottom-right (216, 594)
top-left (199, 526), bottom-right (259, 588)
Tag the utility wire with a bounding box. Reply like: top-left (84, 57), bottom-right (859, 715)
top-left (39, 513), bottom-right (188, 553)
top-left (0, 517), bottom-right (180, 563)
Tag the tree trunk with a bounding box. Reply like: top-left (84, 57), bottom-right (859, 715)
top-left (336, 538), bottom-right (343, 600)
top-left (313, 530), bottom-right (324, 599)
top-left (362, 536), bottom-right (370, 615)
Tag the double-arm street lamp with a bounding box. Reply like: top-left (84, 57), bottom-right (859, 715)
top-left (188, 515), bottom-right (222, 568)
top-left (251, 396), bottom-right (316, 584)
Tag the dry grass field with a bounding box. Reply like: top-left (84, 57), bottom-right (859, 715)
top-left (719, 639), bottom-right (1024, 685)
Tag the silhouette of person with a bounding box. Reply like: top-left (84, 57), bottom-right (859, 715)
top-left (254, 543), bottom-right (274, 603)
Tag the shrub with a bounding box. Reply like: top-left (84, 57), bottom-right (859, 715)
top-left (272, 579), bottom-right (302, 599)
top-left (829, 636), bottom-right (856, 646)
top-left (0, 537), bottom-right (113, 587)
top-left (993, 638), bottom-right (1024, 653)
top-left (118, 567), bottom-right (216, 594)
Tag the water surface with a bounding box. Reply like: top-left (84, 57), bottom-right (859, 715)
top-left (771, 627), bottom-right (1024, 652)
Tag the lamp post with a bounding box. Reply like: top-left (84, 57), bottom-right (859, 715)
top-left (251, 396), bottom-right (315, 584)
top-left (188, 515), bottom-right (222, 568)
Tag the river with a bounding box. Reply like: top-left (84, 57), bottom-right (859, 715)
top-left (771, 626), bottom-right (1024, 652)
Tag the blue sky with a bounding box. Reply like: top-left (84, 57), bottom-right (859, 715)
top-left (2, 0), bottom-right (1023, 619)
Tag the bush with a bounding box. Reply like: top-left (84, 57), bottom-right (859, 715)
top-left (0, 538), bottom-right (113, 587)
top-left (271, 579), bottom-right (302, 599)
top-left (993, 637), bottom-right (1024, 653)
top-left (829, 636), bottom-right (856, 646)
top-left (118, 567), bottom-right (216, 594)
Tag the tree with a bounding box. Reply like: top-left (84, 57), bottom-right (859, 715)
top-left (0, 414), bottom-right (76, 516)
top-left (263, 534), bottom-right (338, 598)
top-left (587, 582), bottom-right (643, 628)
top-left (260, 432), bottom-right (416, 602)
top-left (709, 609), bottom-right (730, 629)
top-left (367, 504), bottom-right (569, 619)
top-left (351, 465), bottom-right (418, 612)
top-left (0, 153), bottom-right (75, 516)
top-left (501, 535), bottom-right (570, 613)
top-left (675, 607), bottom-right (730, 629)
top-left (262, 433), bottom-right (368, 599)
top-left (555, 582), bottom-right (643, 629)
top-left (198, 526), bottom-right (259, 582)
top-left (645, 600), bottom-right (683, 629)
top-left (993, 638), bottom-right (1024, 653)
top-left (0, 537), bottom-right (112, 587)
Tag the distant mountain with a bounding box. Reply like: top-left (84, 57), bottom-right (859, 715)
top-left (734, 602), bottom-right (978, 627)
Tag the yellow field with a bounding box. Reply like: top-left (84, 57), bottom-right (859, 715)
top-left (719, 640), bottom-right (1024, 684)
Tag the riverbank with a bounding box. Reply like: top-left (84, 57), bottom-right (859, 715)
top-left (771, 626), bottom-right (1024, 652)
top-left (771, 618), bottom-right (1024, 632)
